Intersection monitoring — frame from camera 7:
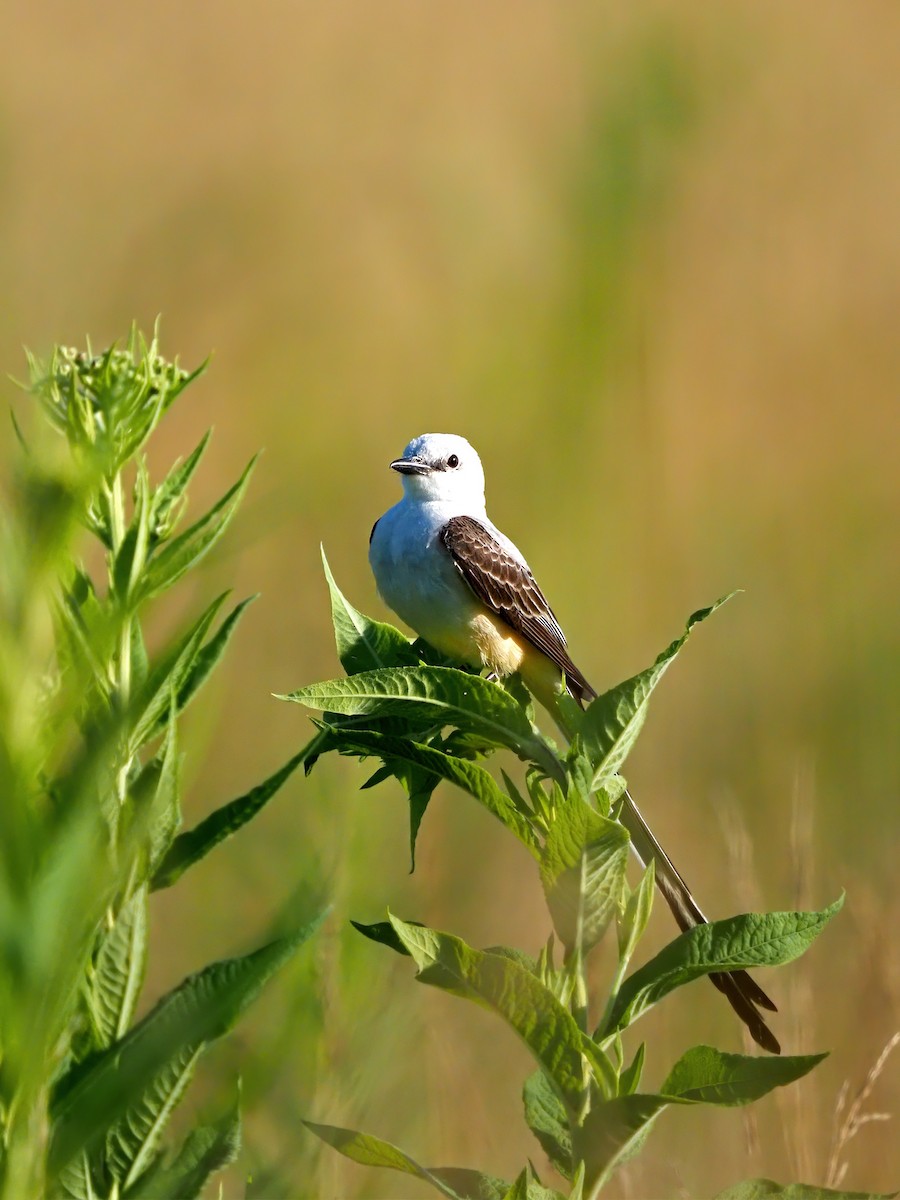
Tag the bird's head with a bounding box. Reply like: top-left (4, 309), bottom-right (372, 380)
top-left (390, 433), bottom-right (485, 506)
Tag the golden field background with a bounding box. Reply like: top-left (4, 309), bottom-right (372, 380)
top-left (1, 3), bottom-right (898, 1196)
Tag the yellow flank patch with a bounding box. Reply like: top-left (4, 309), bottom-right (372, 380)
top-left (468, 613), bottom-right (527, 677)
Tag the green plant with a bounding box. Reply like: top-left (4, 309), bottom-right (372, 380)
top-left (0, 329), bottom-right (325, 1199)
top-left (281, 555), bottom-right (884, 1200)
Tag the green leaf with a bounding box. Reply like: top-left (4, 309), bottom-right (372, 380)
top-left (125, 1095), bottom-right (241, 1199)
top-left (129, 593), bottom-right (229, 752)
top-left (539, 792), bottom-right (630, 953)
top-left (321, 547), bottom-right (418, 673)
top-left (112, 465), bottom-right (151, 603)
top-left (616, 862), bottom-right (655, 966)
top-left (166, 594), bottom-right (257, 720)
top-left (522, 1070), bottom-right (573, 1180)
top-left (149, 429), bottom-right (212, 543)
top-left (56, 1152), bottom-right (99, 1200)
top-left (329, 728), bottom-right (541, 856)
top-left (714, 1183), bottom-right (897, 1200)
top-left (137, 455), bottom-right (257, 600)
top-left (574, 1094), bottom-right (672, 1194)
top-left (351, 919), bottom-right (416, 956)
top-left (303, 1124), bottom-right (564, 1200)
top-left (150, 735), bottom-right (325, 890)
top-left (619, 1042), bottom-right (646, 1095)
top-left (89, 887), bottom-right (149, 1047)
top-left (581, 594), bottom-right (736, 788)
top-left (389, 916), bottom-right (594, 1116)
top-left (662, 1046), bottom-right (826, 1106)
top-left (106, 1043), bottom-right (204, 1188)
top-left (280, 665), bottom-right (560, 778)
top-left (49, 912), bottom-right (326, 1178)
top-left (302, 1123), bottom-right (463, 1199)
top-left (146, 709), bottom-right (181, 875)
top-left (601, 897), bottom-right (843, 1037)
top-left (500, 1167), bottom-right (563, 1200)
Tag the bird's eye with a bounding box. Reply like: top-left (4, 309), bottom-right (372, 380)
top-left (447, 454), bottom-right (460, 469)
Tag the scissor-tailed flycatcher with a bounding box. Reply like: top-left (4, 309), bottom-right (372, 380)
top-left (369, 433), bottom-right (778, 1053)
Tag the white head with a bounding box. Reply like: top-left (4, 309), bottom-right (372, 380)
top-left (390, 433), bottom-right (485, 506)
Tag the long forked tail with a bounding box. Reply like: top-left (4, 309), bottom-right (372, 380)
top-left (541, 668), bottom-right (781, 1053)
top-left (619, 787), bottom-right (780, 1054)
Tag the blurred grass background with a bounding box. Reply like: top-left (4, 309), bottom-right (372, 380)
top-left (1, 2), bottom-right (898, 1196)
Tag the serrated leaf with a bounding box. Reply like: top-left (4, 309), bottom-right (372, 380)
top-left (714, 1182), bottom-right (897, 1200)
top-left (280, 666), bottom-right (560, 779)
top-left (389, 916), bottom-right (597, 1115)
top-left (539, 792), bottom-right (630, 954)
top-left (321, 547), bottom-right (418, 673)
top-left (56, 1151), bottom-right (99, 1200)
top-left (107, 1043), bottom-right (204, 1187)
top-left (581, 595), bottom-right (736, 788)
top-left (662, 1046), bottom-right (827, 1106)
top-left (49, 912), bottom-right (326, 1178)
top-left (523, 1070), bottom-right (573, 1180)
top-left (90, 888), bottom-right (149, 1048)
top-left (137, 455), bottom-right (256, 600)
top-left (124, 1093), bottom-right (241, 1200)
top-left (151, 736), bottom-right (324, 890)
top-left (600, 898), bottom-right (843, 1038)
top-left (328, 728), bottom-right (540, 856)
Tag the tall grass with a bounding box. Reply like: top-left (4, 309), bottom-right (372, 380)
top-left (0, 329), bottom-right (324, 1199)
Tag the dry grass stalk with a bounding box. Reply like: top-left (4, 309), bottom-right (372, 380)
top-left (825, 1030), bottom-right (900, 1188)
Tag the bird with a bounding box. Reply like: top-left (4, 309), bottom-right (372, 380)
top-left (368, 432), bottom-right (779, 1054)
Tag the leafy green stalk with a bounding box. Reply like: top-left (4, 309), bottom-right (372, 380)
top-left (286, 562), bottom-right (854, 1199)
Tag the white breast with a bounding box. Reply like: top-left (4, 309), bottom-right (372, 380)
top-left (369, 498), bottom-right (485, 666)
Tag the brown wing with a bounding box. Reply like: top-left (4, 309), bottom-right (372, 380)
top-left (440, 515), bottom-right (596, 702)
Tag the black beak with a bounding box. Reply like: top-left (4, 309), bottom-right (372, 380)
top-left (390, 457), bottom-right (431, 476)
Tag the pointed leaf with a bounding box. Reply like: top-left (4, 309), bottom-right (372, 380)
top-left (168, 594), bottom-right (257, 719)
top-left (575, 1094), bottom-right (672, 1194)
top-left (113, 466), bottom-right (151, 602)
top-left (351, 919), bottom-right (415, 956)
top-left (582, 595), bottom-right (736, 788)
top-left (619, 1042), bottom-right (646, 1095)
top-left (146, 709), bottom-right (181, 875)
top-left (280, 666), bottom-right (560, 778)
top-left (662, 1046), bottom-right (827, 1106)
top-left (107, 1044), bottom-right (204, 1187)
top-left (49, 912), bottom-right (326, 1177)
top-left (539, 793), bottom-right (630, 953)
top-left (90, 887), bottom-right (149, 1047)
top-left (125, 1095), bottom-right (241, 1200)
top-left (302, 1123), bottom-right (463, 1199)
top-left (149, 429), bottom-right (212, 543)
top-left (321, 547), bottom-right (418, 673)
top-left (138, 456), bottom-right (256, 600)
top-left (522, 1070), bottom-right (573, 1180)
top-left (329, 728), bottom-right (540, 855)
top-left (151, 736), bottom-right (325, 890)
top-left (389, 916), bottom-right (596, 1115)
top-left (129, 593), bottom-right (228, 751)
top-left (601, 898), bottom-right (843, 1037)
